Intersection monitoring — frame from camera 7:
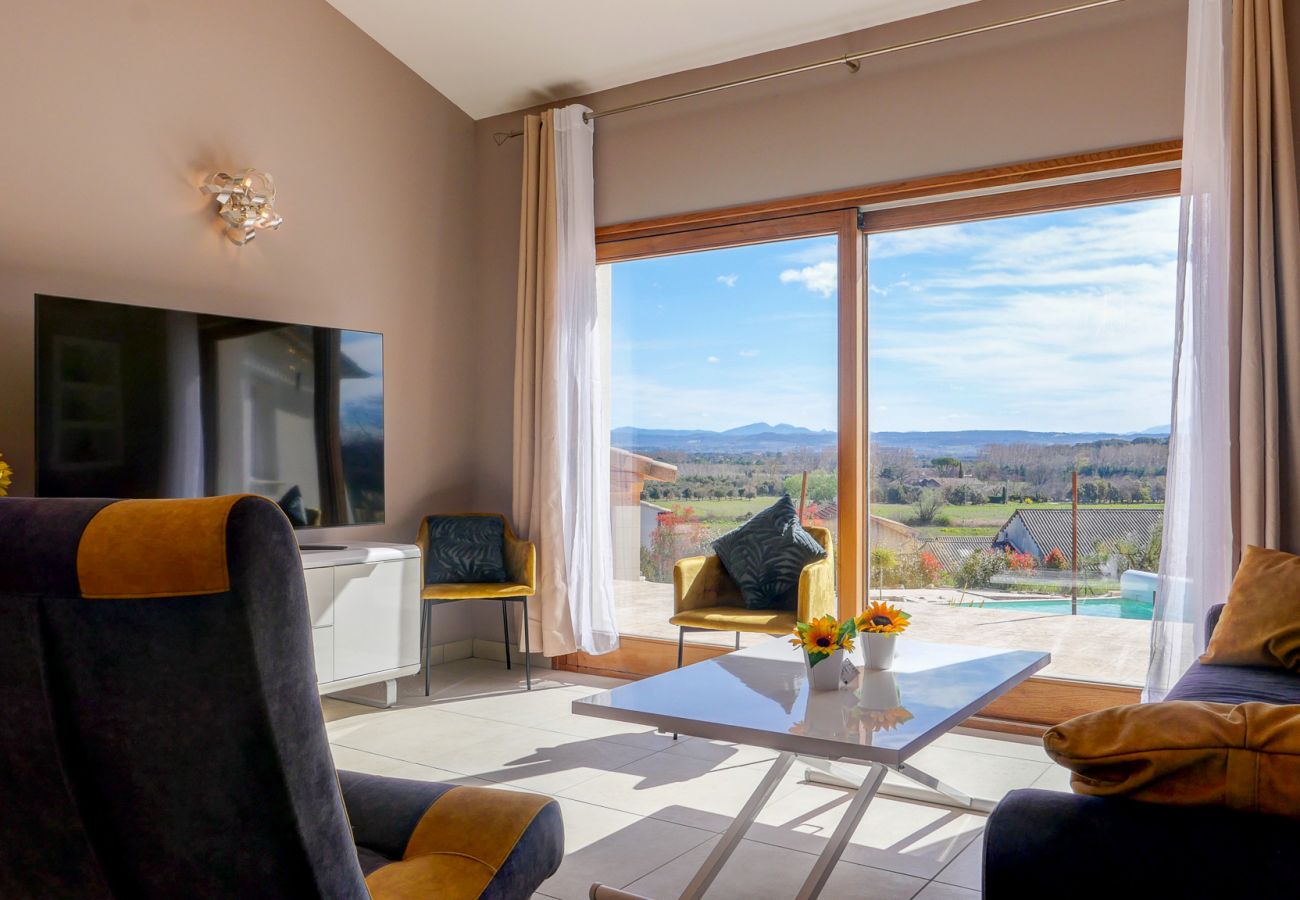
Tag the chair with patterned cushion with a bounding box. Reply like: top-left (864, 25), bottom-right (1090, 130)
top-left (0, 495), bottom-right (563, 899)
top-left (672, 525), bottom-right (837, 665)
top-left (417, 513), bottom-right (536, 692)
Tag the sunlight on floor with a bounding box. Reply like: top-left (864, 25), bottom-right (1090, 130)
top-left (325, 657), bottom-right (1068, 899)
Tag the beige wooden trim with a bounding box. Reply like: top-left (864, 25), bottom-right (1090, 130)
top-left (595, 141), bottom-right (1181, 243)
top-left (858, 168), bottom-right (1181, 232)
top-left (836, 209), bottom-right (867, 620)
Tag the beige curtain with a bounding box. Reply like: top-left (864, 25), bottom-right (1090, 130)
top-left (1230, 0), bottom-right (1300, 557)
top-left (1149, 0), bottom-right (1300, 699)
top-left (512, 106), bottom-right (617, 657)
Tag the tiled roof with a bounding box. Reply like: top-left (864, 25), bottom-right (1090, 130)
top-left (920, 537), bottom-right (993, 570)
top-left (1001, 507), bottom-right (1163, 556)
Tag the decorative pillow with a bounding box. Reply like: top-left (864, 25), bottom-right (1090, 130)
top-left (711, 495), bottom-right (827, 610)
top-left (277, 485), bottom-right (308, 527)
top-left (423, 515), bottom-right (508, 584)
top-left (1043, 700), bottom-right (1300, 818)
top-left (1201, 545), bottom-right (1300, 669)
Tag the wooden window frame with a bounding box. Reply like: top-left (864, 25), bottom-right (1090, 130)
top-left (557, 141), bottom-right (1180, 730)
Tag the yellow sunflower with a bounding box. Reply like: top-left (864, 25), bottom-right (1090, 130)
top-left (856, 601), bottom-right (911, 635)
top-left (790, 614), bottom-right (854, 659)
top-left (0, 453), bottom-right (12, 497)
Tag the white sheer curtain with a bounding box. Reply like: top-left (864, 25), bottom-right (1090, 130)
top-left (513, 105), bottom-right (619, 656)
top-left (1147, 0), bottom-right (1234, 701)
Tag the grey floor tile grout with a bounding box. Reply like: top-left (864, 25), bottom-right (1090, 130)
top-left (334, 664), bottom-right (1019, 897)
top-left (611, 826), bottom-right (719, 892)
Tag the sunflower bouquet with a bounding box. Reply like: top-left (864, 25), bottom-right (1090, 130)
top-left (854, 601), bottom-right (911, 671)
top-left (789, 614), bottom-right (855, 667)
top-left (0, 452), bottom-right (12, 497)
top-left (855, 601), bottom-right (911, 635)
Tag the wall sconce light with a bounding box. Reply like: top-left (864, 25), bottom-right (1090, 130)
top-left (200, 168), bottom-right (283, 245)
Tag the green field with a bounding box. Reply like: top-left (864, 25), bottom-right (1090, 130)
top-left (871, 501), bottom-right (1163, 529)
top-left (653, 498), bottom-right (1164, 537)
top-left (672, 497), bottom-right (776, 527)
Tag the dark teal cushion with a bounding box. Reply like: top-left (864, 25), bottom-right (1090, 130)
top-left (711, 495), bottom-right (827, 610)
top-left (423, 516), bottom-right (508, 583)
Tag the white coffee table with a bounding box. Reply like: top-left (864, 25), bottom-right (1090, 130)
top-left (572, 637), bottom-right (1049, 900)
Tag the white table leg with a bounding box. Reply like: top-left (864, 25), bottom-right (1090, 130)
top-left (589, 754), bottom-right (888, 900)
top-left (677, 751), bottom-right (796, 900)
top-left (802, 758), bottom-right (982, 811)
top-left (794, 763), bottom-right (887, 900)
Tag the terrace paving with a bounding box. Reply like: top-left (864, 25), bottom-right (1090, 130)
top-left (614, 580), bottom-right (1151, 686)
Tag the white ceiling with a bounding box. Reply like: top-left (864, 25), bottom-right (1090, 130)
top-left (325, 0), bottom-right (981, 120)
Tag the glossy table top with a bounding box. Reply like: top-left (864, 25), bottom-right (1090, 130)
top-left (573, 638), bottom-right (1049, 765)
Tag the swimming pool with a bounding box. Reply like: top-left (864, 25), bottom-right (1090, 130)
top-left (987, 598), bottom-right (1154, 621)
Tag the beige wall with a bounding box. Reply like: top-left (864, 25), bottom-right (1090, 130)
top-left (1, 0), bottom-right (480, 637)
top-left (471, 0), bottom-right (1190, 512)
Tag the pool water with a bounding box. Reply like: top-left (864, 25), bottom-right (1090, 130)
top-left (988, 598), bottom-right (1154, 621)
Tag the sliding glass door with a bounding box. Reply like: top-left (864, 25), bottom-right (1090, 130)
top-left (605, 234), bottom-right (840, 643)
top-left (560, 211), bottom-right (862, 678)
top-left (863, 194), bottom-right (1180, 688)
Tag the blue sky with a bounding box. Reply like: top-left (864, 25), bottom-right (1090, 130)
top-left (608, 196), bottom-right (1179, 434)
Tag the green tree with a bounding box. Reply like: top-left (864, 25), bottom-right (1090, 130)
top-left (782, 470), bottom-right (837, 504)
top-left (870, 547), bottom-right (899, 602)
top-left (930, 456), bottom-right (961, 476)
top-left (909, 489), bottom-right (947, 526)
top-left (951, 549), bottom-right (1010, 603)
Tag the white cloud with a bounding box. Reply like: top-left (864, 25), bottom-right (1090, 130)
top-left (864, 197), bottom-right (1182, 433)
top-left (738, 349), bottom-right (760, 358)
top-left (706, 355), bottom-right (720, 364)
top-left (716, 273), bottom-right (739, 287)
top-left (779, 261), bottom-right (837, 298)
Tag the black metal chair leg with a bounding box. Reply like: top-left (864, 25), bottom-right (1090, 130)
top-left (522, 597), bottom-right (532, 691)
top-left (735, 631), bottom-right (741, 651)
top-left (423, 599), bottom-right (433, 697)
top-left (501, 599), bottom-right (512, 671)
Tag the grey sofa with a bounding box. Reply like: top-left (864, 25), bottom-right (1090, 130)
top-left (984, 603), bottom-right (1300, 898)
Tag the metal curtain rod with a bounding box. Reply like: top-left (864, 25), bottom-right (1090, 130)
top-left (492, 0), bottom-right (1125, 145)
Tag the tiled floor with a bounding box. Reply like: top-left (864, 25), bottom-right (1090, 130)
top-left (324, 658), bottom-right (1068, 899)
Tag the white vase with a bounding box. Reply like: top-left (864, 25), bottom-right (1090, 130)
top-left (807, 648), bottom-right (845, 691)
top-left (862, 633), bottom-right (897, 671)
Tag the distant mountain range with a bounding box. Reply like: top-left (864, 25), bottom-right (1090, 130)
top-left (611, 423), bottom-right (1170, 456)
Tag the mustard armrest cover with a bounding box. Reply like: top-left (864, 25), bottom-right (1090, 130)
top-left (1044, 700), bottom-right (1300, 818)
top-left (342, 770), bottom-right (563, 898)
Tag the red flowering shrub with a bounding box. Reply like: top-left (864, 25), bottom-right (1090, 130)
top-left (644, 506), bottom-right (711, 582)
top-left (916, 551), bottom-right (943, 586)
top-left (1043, 547), bottom-right (1070, 570)
top-left (1005, 550), bottom-right (1036, 573)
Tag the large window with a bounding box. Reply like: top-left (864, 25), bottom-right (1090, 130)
top-left (605, 234), bottom-right (840, 647)
top-left (563, 144), bottom-right (1180, 714)
top-left (864, 195), bottom-right (1179, 686)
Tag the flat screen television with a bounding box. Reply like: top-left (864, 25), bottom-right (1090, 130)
top-left (35, 295), bottom-right (384, 527)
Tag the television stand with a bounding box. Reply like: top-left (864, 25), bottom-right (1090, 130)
top-left (299, 542), bottom-right (421, 708)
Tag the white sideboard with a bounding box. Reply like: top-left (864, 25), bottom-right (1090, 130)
top-left (300, 541), bottom-right (421, 707)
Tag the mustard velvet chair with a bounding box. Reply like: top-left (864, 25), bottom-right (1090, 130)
top-left (417, 513), bottom-right (536, 692)
top-left (671, 526), bottom-right (836, 665)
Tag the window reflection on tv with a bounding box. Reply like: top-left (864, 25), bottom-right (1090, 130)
top-left (35, 295), bottom-right (384, 527)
